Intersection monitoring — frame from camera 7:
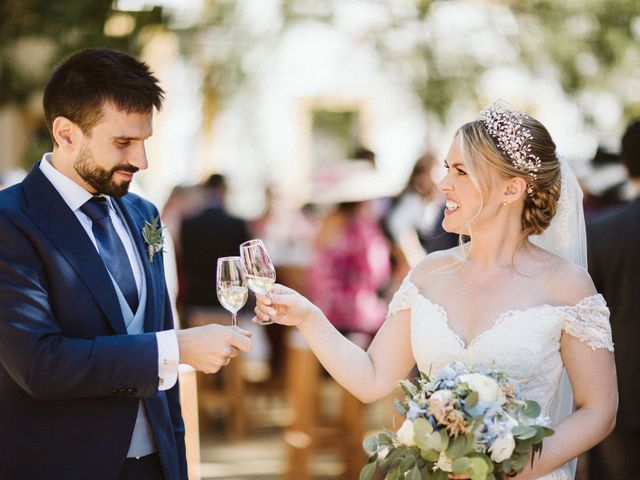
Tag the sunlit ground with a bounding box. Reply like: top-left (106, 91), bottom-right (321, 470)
top-left (197, 376), bottom-right (396, 480)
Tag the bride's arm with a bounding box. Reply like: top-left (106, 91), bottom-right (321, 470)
top-left (514, 334), bottom-right (617, 479)
top-left (255, 284), bottom-right (416, 403)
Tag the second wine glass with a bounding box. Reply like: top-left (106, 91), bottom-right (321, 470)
top-left (216, 256), bottom-right (248, 327)
top-left (240, 239), bottom-right (276, 325)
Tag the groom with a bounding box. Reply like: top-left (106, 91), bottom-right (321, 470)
top-left (0, 48), bottom-right (252, 479)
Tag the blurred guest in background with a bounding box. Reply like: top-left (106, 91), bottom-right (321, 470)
top-left (179, 174), bottom-right (251, 327)
top-left (385, 151), bottom-right (458, 277)
top-left (580, 147), bottom-right (629, 220)
top-left (250, 186), bottom-right (319, 380)
top-left (307, 159), bottom-right (391, 346)
top-left (161, 184), bottom-right (206, 256)
top-left (587, 119), bottom-right (640, 480)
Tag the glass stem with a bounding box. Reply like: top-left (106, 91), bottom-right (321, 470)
top-left (231, 312), bottom-right (238, 327)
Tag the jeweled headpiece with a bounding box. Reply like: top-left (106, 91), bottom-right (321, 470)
top-left (477, 101), bottom-right (541, 194)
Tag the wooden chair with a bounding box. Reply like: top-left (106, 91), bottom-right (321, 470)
top-left (283, 330), bottom-right (367, 480)
top-left (179, 364), bottom-right (201, 480)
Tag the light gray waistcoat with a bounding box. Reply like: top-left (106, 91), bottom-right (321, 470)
top-left (109, 242), bottom-right (157, 458)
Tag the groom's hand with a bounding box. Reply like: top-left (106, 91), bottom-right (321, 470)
top-left (176, 324), bottom-right (253, 373)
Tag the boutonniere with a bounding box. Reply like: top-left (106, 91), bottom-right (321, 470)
top-left (141, 216), bottom-right (165, 263)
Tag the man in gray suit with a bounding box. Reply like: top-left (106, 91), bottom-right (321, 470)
top-left (587, 120), bottom-right (640, 480)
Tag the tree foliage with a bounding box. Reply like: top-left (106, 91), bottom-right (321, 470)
top-left (2, 0), bottom-right (639, 124)
top-left (0, 0), bottom-right (166, 106)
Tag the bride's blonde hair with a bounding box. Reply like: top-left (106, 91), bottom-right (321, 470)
top-left (456, 109), bottom-right (562, 238)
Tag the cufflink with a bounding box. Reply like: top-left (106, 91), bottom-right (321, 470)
top-left (158, 377), bottom-right (164, 387)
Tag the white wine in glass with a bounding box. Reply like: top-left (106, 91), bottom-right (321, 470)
top-left (216, 256), bottom-right (248, 327)
top-left (240, 239), bottom-right (276, 325)
top-left (245, 275), bottom-right (275, 295)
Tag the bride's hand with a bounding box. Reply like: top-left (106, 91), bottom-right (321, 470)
top-left (253, 284), bottom-right (321, 327)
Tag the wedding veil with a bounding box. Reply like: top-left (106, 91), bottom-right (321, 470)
top-left (529, 158), bottom-right (586, 479)
top-left (530, 159), bottom-right (588, 269)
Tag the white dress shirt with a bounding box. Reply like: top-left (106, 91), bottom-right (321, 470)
top-left (39, 153), bottom-right (179, 391)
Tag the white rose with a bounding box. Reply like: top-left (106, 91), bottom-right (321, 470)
top-left (489, 433), bottom-right (516, 463)
top-left (396, 419), bottom-right (416, 446)
top-left (459, 373), bottom-right (506, 407)
top-left (430, 389), bottom-right (454, 403)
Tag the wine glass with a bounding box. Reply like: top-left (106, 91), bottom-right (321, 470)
top-left (216, 256), bottom-right (248, 327)
top-left (240, 239), bottom-right (276, 325)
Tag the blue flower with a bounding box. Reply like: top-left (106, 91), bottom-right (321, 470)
top-left (407, 400), bottom-right (427, 421)
top-left (436, 364), bottom-right (458, 380)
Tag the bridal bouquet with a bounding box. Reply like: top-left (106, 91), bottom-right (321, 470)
top-left (361, 362), bottom-right (554, 480)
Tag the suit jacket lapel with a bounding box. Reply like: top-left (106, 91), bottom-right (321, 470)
top-left (21, 165), bottom-right (127, 334)
top-left (115, 196), bottom-right (159, 333)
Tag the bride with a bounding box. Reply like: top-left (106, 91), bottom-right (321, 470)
top-left (254, 102), bottom-right (617, 479)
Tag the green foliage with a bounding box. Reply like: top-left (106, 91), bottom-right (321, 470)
top-left (523, 400), bottom-right (542, 418)
top-left (360, 459), bottom-right (377, 480)
top-left (510, 0), bottom-right (640, 120)
top-left (379, 0), bottom-right (640, 122)
top-left (363, 435), bottom-right (380, 455)
top-left (0, 0), bottom-right (167, 107)
top-left (141, 215), bottom-right (165, 262)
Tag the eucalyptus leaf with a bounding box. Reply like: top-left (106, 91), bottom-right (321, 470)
top-left (530, 426), bottom-right (546, 445)
top-left (523, 400), bottom-right (541, 418)
top-left (514, 439), bottom-right (533, 454)
top-left (414, 418), bottom-right (434, 451)
top-left (452, 457), bottom-right (470, 474)
top-left (512, 425), bottom-right (537, 440)
top-left (400, 449), bottom-right (419, 471)
top-left (425, 431), bottom-right (446, 451)
top-left (420, 465), bottom-right (432, 479)
top-left (360, 461), bottom-right (378, 480)
top-left (406, 465), bottom-right (422, 480)
top-left (379, 432), bottom-right (393, 445)
top-left (363, 435), bottom-right (379, 454)
top-left (383, 448), bottom-right (405, 470)
top-left (447, 435), bottom-right (468, 458)
top-left (466, 455), bottom-right (491, 480)
top-left (420, 449), bottom-right (440, 462)
top-left (414, 418), bottom-right (434, 437)
top-left (431, 469), bottom-right (448, 480)
top-left (385, 467), bottom-right (401, 480)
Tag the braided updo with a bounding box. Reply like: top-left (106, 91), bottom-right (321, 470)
top-left (457, 111), bottom-right (561, 237)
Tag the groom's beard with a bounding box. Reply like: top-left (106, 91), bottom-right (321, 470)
top-left (74, 145), bottom-right (138, 198)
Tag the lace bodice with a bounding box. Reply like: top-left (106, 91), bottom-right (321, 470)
top-left (388, 274), bottom-right (613, 480)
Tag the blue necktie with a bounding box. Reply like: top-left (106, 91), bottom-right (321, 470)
top-left (81, 197), bottom-right (139, 313)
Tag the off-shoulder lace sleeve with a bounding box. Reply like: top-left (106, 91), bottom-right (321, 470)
top-left (561, 294), bottom-right (614, 351)
top-left (387, 273), bottom-right (419, 317)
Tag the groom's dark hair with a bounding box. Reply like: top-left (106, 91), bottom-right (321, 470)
top-left (43, 48), bottom-right (164, 145)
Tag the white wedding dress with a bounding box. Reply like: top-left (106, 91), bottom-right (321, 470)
top-left (388, 274), bottom-right (614, 480)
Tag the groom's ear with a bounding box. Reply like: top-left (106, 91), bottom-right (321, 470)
top-left (504, 176), bottom-right (528, 203)
top-left (52, 116), bottom-right (81, 151)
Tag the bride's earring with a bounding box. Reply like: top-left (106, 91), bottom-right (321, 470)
top-left (503, 197), bottom-right (508, 206)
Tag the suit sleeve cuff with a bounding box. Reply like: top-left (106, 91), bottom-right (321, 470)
top-left (156, 329), bottom-right (179, 391)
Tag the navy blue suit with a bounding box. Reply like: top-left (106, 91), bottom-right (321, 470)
top-left (0, 164), bottom-right (187, 479)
